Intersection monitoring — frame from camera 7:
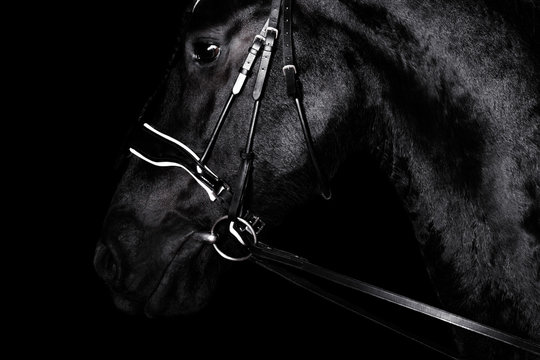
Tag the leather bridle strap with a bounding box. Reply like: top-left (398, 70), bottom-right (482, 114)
top-left (250, 242), bottom-right (540, 358)
top-left (230, 0), bottom-right (333, 220)
top-left (199, 20), bottom-right (269, 166)
top-left (282, 0), bottom-right (331, 199)
top-left (255, 260), bottom-right (462, 360)
top-left (228, 0), bottom-right (282, 221)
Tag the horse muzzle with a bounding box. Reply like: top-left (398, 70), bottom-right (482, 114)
top-left (94, 221), bottom-right (221, 317)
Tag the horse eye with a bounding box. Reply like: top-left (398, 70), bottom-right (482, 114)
top-left (192, 43), bottom-right (221, 63)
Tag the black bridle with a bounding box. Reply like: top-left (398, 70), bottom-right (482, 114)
top-left (127, 0), bottom-right (540, 357)
top-left (130, 0), bottom-right (329, 257)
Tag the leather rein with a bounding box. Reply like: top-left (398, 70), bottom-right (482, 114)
top-left (127, 0), bottom-right (540, 357)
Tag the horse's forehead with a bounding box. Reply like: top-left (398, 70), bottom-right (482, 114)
top-left (190, 0), bottom-right (266, 24)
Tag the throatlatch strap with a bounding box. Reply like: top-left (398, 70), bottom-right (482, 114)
top-left (281, 0), bottom-right (331, 199)
top-left (282, 0), bottom-right (297, 97)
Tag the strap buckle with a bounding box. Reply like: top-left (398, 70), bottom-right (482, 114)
top-left (266, 26), bottom-right (279, 39)
top-left (282, 64), bottom-right (297, 76)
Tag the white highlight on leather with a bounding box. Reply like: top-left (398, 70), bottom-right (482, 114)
top-left (129, 123), bottom-right (220, 201)
top-left (141, 123), bottom-right (219, 177)
top-left (143, 123), bottom-right (200, 160)
top-left (192, 0), bottom-right (201, 12)
top-left (233, 73), bottom-right (247, 95)
top-left (129, 148), bottom-right (217, 202)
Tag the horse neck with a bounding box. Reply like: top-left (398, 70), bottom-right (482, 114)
top-left (335, 1), bottom-right (540, 335)
top-left (315, 0), bottom-right (538, 268)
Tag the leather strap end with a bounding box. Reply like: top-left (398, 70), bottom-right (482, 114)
top-left (283, 66), bottom-right (297, 97)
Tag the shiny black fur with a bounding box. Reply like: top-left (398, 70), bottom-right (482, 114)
top-left (95, 1), bottom-right (539, 358)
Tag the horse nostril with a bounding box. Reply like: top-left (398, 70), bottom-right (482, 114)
top-left (94, 241), bottom-right (119, 284)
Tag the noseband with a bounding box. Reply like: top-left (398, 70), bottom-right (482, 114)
top-left (126, 0), bottom-right (540, 357)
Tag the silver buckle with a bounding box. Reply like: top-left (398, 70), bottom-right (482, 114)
top-left (266, 26), bottom-right (279, 39)
top-left (282, 64), bottom-right (297, 75)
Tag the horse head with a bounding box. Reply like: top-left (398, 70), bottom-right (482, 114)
top-left (94, 0), bottom-right (366, 316)
top-left (95, 0), bottom-right (540, 358)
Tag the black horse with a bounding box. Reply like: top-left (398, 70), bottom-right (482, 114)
top-left (94, 0), bottom-right (539, 358)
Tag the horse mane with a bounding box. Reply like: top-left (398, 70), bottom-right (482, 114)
top-left (185, 0), bottom-right (538, 44)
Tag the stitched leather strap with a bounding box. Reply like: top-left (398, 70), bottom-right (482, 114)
top-left (281, 0), bottom-right (331, 199)
top-left (230, 0), bottom-right (283, 221)
top-left (200, 21), bottom-right (269, 165)
top-left (253, 0), bottom-right (281, 101)
top-left (255, 259), bottom-right (463, 360)
top-left (228, 152), bottom-right (254, 220)
top-left (282, 0), bottom-right (297, 97)
top-left (233, 20), bottom-right (268, 95)
top-left (251, 242), bottom-right (540, 358)
top-left (252, 30), bottom-right (278, 101)
top-left (228, 98), bottom-right (259, 220)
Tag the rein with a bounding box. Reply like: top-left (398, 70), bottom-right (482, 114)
top-left (250, 242), bottom-right (540, 358)
top-left (127, 0), bottom-right (540, 357)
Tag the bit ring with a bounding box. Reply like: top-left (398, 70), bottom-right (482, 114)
top-left (211, 216), bottom-right (257, 261)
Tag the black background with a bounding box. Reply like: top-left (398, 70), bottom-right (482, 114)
top-left (34, 2), bottom-right (458, 358)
